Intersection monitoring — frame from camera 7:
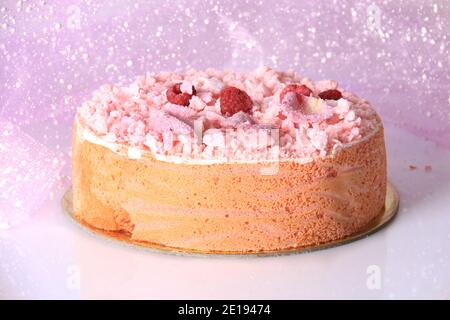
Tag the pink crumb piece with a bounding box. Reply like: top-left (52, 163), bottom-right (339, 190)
top-left (424, 165), bottom-right (432, 173)
top-left (189, 95), bottom-right (207, 111)
top-left (308, 127), bottom-right (328, 152)
top-left (180, 81), bottom-right (194, 95)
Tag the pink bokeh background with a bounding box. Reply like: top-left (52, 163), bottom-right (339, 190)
top-left (0, 0), bottom-right (449, 226)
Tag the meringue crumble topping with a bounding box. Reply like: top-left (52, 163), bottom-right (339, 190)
top-left (77, 66), bottom-right (380, 161)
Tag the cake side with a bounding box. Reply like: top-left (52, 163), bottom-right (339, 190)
top-left (72, 119), bottom-right (387, 253)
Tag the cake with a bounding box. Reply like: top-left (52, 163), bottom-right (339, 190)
top-left (72, 66), bottom-right (387, 254)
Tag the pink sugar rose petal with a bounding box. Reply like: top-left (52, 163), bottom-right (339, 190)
top-left (163, 103), bottom-right (198, 120)
top-left (148, 109), bottom-right (193, 135)
top-left (201, 110), bottom-right (225, 124)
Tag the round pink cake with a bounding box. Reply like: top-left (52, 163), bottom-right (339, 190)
top-left (73, 66), bottom-right (387, 253)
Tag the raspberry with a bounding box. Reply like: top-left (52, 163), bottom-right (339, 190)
top-left (166, 83), bottom-right (196, 106)
top-left (279, 84), bottom-right (313, 104)
top-left (219, 86), bottom-right (253, 116)
top-left (318, 89), bottom-right (342, 100)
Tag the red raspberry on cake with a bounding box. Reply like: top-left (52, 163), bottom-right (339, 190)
top-left (279, 84), bottom-right (313, 104)
top-left (318, 89), bottom-right (342, 100)
top-left (166, 83), bottom-right (196, 106)
top-left (219, 86), bottom-right (253, 116)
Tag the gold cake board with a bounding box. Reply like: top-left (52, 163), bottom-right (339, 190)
top-left (62, 182), bottom-right (399, 257)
